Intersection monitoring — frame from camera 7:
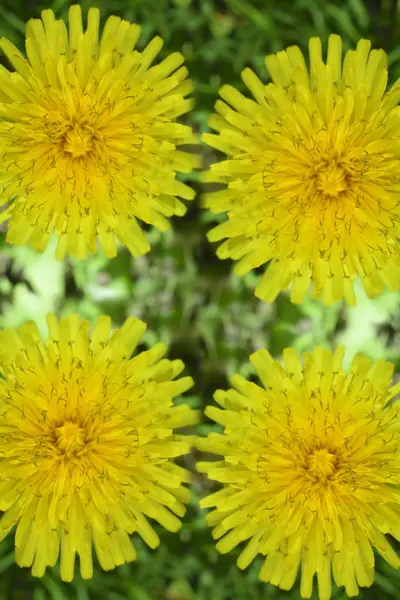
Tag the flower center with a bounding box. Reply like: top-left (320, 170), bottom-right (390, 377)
top-left (63, 123), bottom-right (94, 157)
top-left (314, 159), bottom-right (348, 198)
top-left (307, 448), bottom-right (337, 480)
top-left (55, 420), bottom-right (86, 454)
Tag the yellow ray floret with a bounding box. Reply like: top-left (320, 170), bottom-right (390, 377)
top-left (0, 5), bottom-right (198, 259)
top-left (0, 314), bottom-right (198, 581)
top-left (197, 346), bottom-right (400, 599)
top-left (203, 35), bottom-right (400, 305)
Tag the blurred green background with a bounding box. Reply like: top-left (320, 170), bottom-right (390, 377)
top-left (0, 0), bottom-right (400, 598)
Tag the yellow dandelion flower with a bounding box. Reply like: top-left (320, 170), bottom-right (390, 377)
top-left (203, 35), bottom-right (400, 306)
top-left (0, 5), bottom-right (198, 259)
top-left (0, 314), bottom-right (198, 581)
top-left (197, 347), bottom-right (400, 599)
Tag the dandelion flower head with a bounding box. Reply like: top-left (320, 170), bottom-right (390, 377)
top-left (0, 314), bottom-right (198, 581)
top-left (197, 346), bottom-right (400, 599)
top-left (0, 5), bottom-right (197, 258)
top-left (203, 35), bottom-right (400, 305)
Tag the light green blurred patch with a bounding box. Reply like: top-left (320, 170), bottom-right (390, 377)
top-left (337, 280), bottom-right (400, 368)
top-left (0, 237), bottom-right (64, 335)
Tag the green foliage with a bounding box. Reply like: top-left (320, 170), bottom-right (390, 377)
top-left (0, 0), bottom-right (400, 599)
